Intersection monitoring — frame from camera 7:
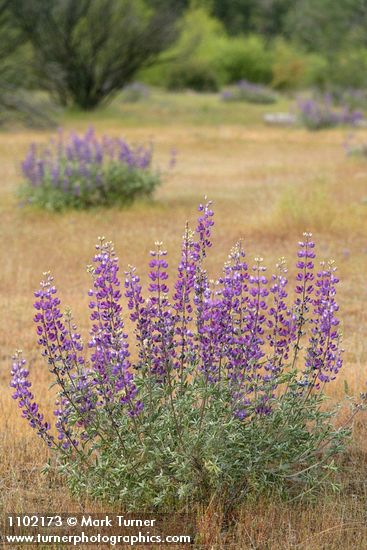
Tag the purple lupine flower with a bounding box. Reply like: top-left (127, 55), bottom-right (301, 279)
top-left (10, 351), bottom-right (54, 447)
top-left (267, 257), bottom-right (292, 371)
top-left (198, 280), bottom-right (229, 382)
top-left (21, 144), bottom-right (38, 185)
top-left (94, 141), bottom-right (103, 164)
top-left (304, 260), bottom-right (343, 387)
top-left (172, 225), bottom-right (199, 374)
top-left (51, 164), bottom-right (60, 187)
top-left (220, 241), bottom-right (249, 381)
top-left (146, 242), bottom-right (176, 379)
top-left (116, 139), bottom-right (133, 167)
top-left (34, 273), bottom-right (85, 375)
top-left (78, 163), bottom-right (90, 179)
top-left (290, 233), bottom-right (316, 356)
top-left (33, 274), bottom-right (95, 445)
top-left (224, 254), bottom-right (270, 418)
top-left (137, 144), bottom-right (153, 170)
top-left (125, 266), bottom-right (154, 373)
top-left (245, 257), bottom-right (269, 368)
top-left (88, 238), bottom-right (140, 414)
top-left (192, 201), bottom-right (215, 375)
top-left (242, 258), bottom-right (269, 394)
top-left (196, 200), bottom-right (214, 260)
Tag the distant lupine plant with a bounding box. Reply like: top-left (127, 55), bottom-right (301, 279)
top-left (332, 88), bottom-right (367, 111)
top-left (20, 127), bottom-right (161, 210)
top-left (298, 95), bottom-right (364, 130)
top-left (221, 80), bottom-right (277, 104)
top-left (122, 82), bottom-right (150, 103)
top-left (11, 201), bottom-right (361, 510)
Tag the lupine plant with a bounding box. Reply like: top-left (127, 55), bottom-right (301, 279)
top-left (298, 95), bottom-right (364, 130)
top-left (11, 201), bottom-right (361, 511)
top-left (20, 128), bottom-right (161, 211)
top-left (332, 88), bottom-right (367, 111)
top-left (122, 82), bottom-right (150, 103)
top-left (221, 80), bottom-right (277, 104)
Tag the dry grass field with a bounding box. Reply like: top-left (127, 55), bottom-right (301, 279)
top-left (1, 92), bottom-right (367, 548)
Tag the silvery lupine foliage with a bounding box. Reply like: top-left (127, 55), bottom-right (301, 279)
top-left (11, 202), bottom-right (357, 510)
top-left (20, 127), bottom-right (160, 210)
top-left (298, 95), bottom-right (364, 130)
top-left (221, 80), bottom-right (277, 104)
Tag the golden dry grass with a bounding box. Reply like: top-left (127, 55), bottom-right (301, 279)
top-left (1, 103), bottom-right (367, 548)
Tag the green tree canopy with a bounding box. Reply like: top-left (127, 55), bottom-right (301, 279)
top-left (286, 0), bottom-right (367, 54)
top-left (0, 0), bottom-right (52, 126)
top-left (9, 0), bottom-right (185, 109)
top-left (209, 0), bottom-right (293, 37)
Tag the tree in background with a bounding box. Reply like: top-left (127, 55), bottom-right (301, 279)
top-left (210, 0), bottom-right (255, 35)
top-left (9, 0), bottom-right (185, 110)
top-left (209, 0), bottom-right (293, 37)
top-left (285, 0), bottom-right (367, 88)
top-left (0, 0), bottom-right (53, 126)
top-left (286, 0), bottom-right (367, 54)
top-left (251, 0), bottom-right (294, 37)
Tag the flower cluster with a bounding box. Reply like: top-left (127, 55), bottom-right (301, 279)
top-left (221, 80), bottom-right (277, 104)
top-left (20, 127), bottom-right (161, 210)
top-left (10, 351), bottom-right (54, 447)
top-left (88, 238), bottom-right (141, 415)
top-left (11, 201), bottom-right (344, 441)
top-left (298, 95), bottom-right (363, 130)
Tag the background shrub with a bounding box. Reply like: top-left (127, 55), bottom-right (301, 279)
top-left (167, 60), bottom-right (219, 92)
top-left (330, 49), bottom-right (367, 90)
top-left (140, 10), bottom-right (273, 90)
top-left (11, 202), bottom-right (356, 512)
top-left (20, 128), bottom-right (161, 210)
top-left (271, 38), bottom-right (328, 90)
top-left (139, 8), bottom-right (225, 89)
top-left (213, 34), bottom-right (273, 85)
